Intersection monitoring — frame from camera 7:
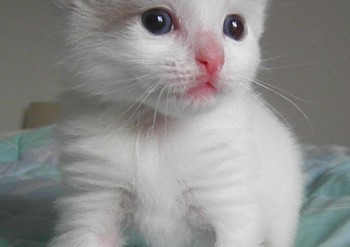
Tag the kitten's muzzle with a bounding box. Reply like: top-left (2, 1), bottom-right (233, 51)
top-left (194, 31), bottom-right (225, 77)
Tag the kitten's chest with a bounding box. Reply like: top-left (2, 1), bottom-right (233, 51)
top-left (131, 134), bottom-right (190, 242)
top-left (130, 119), bottom-right (254, 244)
top-left (131, 131), bottom-right (215, 243)
top-left (132, 133), bottom-right (183, 208)
top-left (130, 113), bottom-right (245, 209)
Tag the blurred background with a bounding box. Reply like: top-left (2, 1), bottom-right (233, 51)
top-left (0, 0), bottom-right (349, 146)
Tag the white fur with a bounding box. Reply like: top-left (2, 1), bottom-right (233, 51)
top-left (51, 0), bottom-right (303, 246)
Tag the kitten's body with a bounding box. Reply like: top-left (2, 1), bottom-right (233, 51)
top-left (51, 1), bottom-right (302, 246)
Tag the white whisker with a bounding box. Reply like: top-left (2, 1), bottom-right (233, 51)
top-left (239, 75), bottom-right (314, 131)
top-left (104, 73), bottom-right (161, 96)
top-left (118, 82), bottom-right (161, 129)
top-left (254, 75), bottom-right (313, 104)
top-left (152, 84), bottom-right (167, 134)
top-left (164, 86), bottom-right (171, 139)
top-left (260, 63), bottom-right (322, 72)
top-left (261, 39), bottom-right (319, 63)
top-left (239, 82), bottom-right (292, 130)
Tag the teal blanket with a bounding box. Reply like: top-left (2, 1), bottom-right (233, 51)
top-left (0, 127), bottom-right (349, 247)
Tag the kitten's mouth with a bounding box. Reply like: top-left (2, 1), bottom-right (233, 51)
top-left (185, 81), bottom-right (218, 100)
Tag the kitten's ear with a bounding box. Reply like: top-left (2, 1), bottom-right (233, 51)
top-left (54, 0), bottom-right (78, 10)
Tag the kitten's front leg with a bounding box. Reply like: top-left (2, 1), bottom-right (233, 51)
top-left (210, 205), bottom-right (264, 247)
top-left (49, 190), bottom-right (126, 247)
top-left (193, 172), bottom-right (264, 247)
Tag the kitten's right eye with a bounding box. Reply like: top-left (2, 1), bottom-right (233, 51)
top-left (141, 9), bottom-right (173, 35)
top-left (223, 14), bottom-right (246, 41)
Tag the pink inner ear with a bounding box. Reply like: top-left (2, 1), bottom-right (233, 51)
top-left (194, 31), bottom-right (225, 76)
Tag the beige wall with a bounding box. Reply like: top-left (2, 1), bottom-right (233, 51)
top-left (260, 0), bottom-right (349, 146)
top-left (0, 0), bottom-right (63, 132)
top-left (0, 0), bottom-right (349, 146)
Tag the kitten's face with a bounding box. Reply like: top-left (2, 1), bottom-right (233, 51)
top-left (61, 0), bottom-right (267, 117)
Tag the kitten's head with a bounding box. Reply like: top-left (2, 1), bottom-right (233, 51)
top-left (59, 0), bottom-right (267, 117)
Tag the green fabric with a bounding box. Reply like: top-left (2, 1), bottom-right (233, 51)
top-left (295, 148), bottom-right (350, 247)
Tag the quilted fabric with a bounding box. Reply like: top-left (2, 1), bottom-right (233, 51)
top-left (295, 146), bottom-right (350, 247)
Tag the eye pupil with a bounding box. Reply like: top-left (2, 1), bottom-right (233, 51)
top-left (142, 9), bottom-right (173, 35)
top-left (223, 15), bottom-right (246, 41)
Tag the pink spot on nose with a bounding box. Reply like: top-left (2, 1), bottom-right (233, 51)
top-left (195, 31), bottom-right (225, 76)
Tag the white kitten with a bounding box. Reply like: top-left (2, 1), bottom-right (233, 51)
top-left (51, 0), bottom-right (303, 247)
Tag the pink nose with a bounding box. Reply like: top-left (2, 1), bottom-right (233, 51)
top-left (195, 31), bottom-right (225, 76)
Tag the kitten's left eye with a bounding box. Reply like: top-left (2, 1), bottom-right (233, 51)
top-left (141, 9), bottom-right (173, 35)
top-left (223, 14), bottom-right (246, 41)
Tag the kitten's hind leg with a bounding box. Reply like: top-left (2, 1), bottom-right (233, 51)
top-left (49, 190), bottom-right (126, 247)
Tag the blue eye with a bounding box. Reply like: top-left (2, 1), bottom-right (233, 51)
top-left (223, 14), bottom-right (246, 41)
top-left (141, 9), bottom-right (173, 35)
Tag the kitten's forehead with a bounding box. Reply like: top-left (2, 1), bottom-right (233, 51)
top-left (65, 0), bottom-right (267, 16)
top-left (65, 0), bottom-right (267, 37)
top-left (123, 0), bottom-right (267, 15)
